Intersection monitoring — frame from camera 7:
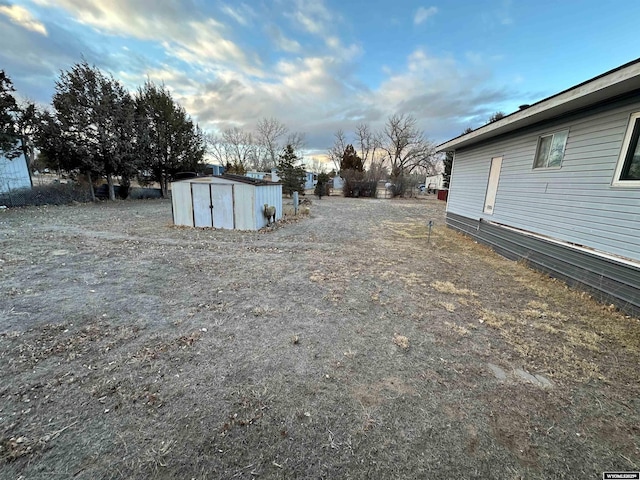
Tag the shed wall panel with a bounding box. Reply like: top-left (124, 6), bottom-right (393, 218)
top-left (448, 96), bottom-right (640, 262)
top-left (192, 183), bottom-right (213, 227)
top-left (233, 184), bottom-right (255, 230)
top-left (255, 185), bottom-right (283, 229)
top-left (171, 181), bottom-right (194, 226)
top-left (212, 184), bottom-right (234, 229)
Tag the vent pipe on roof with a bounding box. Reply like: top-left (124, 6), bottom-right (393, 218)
top-left (518, 104), bottom-right (530, 110)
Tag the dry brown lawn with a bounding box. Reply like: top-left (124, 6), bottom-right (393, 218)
top-left (1, 195), bottom-right (639, 479)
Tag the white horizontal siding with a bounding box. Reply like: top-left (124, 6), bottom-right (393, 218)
top-left (0, 154), bottom-right (31, 194)
top-left (448, 97), bottom-right (640, 262)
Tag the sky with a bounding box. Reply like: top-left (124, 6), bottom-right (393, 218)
top-left (2, 0), bottom-right (640, 160)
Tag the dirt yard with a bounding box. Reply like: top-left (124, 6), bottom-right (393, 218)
top-left (1, 196), bottom-right (639, 479)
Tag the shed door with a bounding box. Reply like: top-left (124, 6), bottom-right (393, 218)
top-left (192, 183), bottom-right (213, 227)
top-left (212, 184), bottom-right (234, 229)
top-left (483, 157), bottom-right (502, 215)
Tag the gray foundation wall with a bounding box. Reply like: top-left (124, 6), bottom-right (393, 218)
top-left (446, 212), bottom-right (640, 317)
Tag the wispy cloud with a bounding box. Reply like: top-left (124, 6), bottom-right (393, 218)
top-left (288, 0), bottom-right (335, 35)
top-left (0, 3), bottom-right (47, 35)
top-left (220, 3), bottom-right (255, 26)
top-left (414, 6), bottom-right (438, 25)
top-left (267, 25), bottom-right (301, 53)
top-left (32, 0), bottom-right (261, 75)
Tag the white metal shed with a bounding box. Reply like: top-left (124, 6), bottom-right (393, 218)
top-left (171, 175), bottom-right (282, 230)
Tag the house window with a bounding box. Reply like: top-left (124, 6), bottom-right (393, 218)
top-left (533, 130), bottom-right (569, 169)
top-left (613, 112), bottom-right (640, 186)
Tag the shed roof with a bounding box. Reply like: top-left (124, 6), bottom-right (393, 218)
top-left (437, 57), bottom-right (640, 152)
top-left (172, 174), bottom-right (280, 186)
top-left (220, 173), bottom-right (279, 186)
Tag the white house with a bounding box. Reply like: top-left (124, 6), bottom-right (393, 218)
top-left (437, 58), bottom-right (640, 316)
top-left (0, 151), bottom-right (31, 195)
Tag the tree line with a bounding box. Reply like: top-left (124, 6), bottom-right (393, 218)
top-left (207, 118), bottom-right (306, 175)
top-left (329, 114), bottom-right (439, 196)
top-left (1, 62), bottom-right (209, 200)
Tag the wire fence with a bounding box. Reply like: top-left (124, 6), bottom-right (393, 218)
top-left (0, 183), bottom-right (164, 207)
top-left (0, 183), bottom-right (92, 207)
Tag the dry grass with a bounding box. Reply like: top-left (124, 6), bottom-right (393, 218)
top-left (431, 280), bottom-right (478, 297)
top-left (440, 301), bottom-right (456, 312)
top-left (1, 197), bottom-right (639, 479)
top-left (393, 333), bottom-right (410, 350)
top-left (444, 321), bottom-right (470, 336)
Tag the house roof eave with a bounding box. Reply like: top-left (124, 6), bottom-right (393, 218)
top-left (437, 58), bottom-right (640, 152)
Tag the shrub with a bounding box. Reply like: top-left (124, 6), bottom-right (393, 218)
top-left (341, 170), bottom-right (377, 198)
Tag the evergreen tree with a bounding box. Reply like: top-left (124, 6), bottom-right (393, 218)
top-left (443, 152), bottom-right (453, 189)
top-left (53, 61), bottom-right (137, 200)
top-left (135, 80), bottom-right (206, 197)
top-left (277, 144), bottom-right (305, 196)
top-left (314, 171), bottom-right (330, 199)
top-left (340, 144), bottom-right (363, 172)
top-left (0, 70), bottom-right (20, 158)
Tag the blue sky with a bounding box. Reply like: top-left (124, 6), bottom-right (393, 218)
top-left (1, 0), bottom-right (640, 157)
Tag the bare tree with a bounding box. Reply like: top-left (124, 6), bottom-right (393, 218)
top-left (327, 129), bottom-right (347, 173)
top-left (306, 156), bottom-right (328, 173)
top-left (285, 131), bottom-right (306, 156)
top-left (355, 123), bottom-right (381, 168)
top-left (225, 127), bottom-right (255, 170)
top-left (379, 113), bottom-right (436, 179)
top-left (255, 117), bottom-right (287, 171)
top-left (207, 127), bottom-right (255, 173)
top-left (487, 111), bottom-right (505, 124)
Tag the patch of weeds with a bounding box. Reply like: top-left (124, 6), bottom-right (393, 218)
top-left (3, 322), bottom-right (140, 369)
top-left (393, 333), bottom-right (410, 350)
top-left (431, 280), bottom-right (478, 297)
top-left (251, 306), bottom-right (276, 317)
top-left (479, 309), bottom-right (513, 328)
top-left (343, 349), bottom-right (356, 359)
top-left (440, 301), bottom-right (456, 312)
top-left (132, 331), bottom-right (202, 361)
top-left (444, 321), bottom-right (470, 336)
top-left (0, 421), bottom-right (78, 465)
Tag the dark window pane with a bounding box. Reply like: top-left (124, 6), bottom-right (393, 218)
top-left (534, 135), bottom-right (552, 168)
top-left (621, 120), bottom-right (640, 180)
top-left (548, 131), bottom-right (568, 167)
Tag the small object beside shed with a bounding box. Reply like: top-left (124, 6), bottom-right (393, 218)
top-left (171, 175), bottom-right (282, 230)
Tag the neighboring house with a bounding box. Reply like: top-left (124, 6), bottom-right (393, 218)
top-left (245, 170), bottom-right (267, 180)
top-left (332, 175), bottom-right (344, 190)
top-left (245, 168), bottom-right (317, 190)
top-left (304, 171), bottom-right (318, 190)
top-left (437, 59), bottom-right (640, 316)
top-left (171, 174), bottom-right (282, 230)
top-left (246, 169), bottom-right (279, 182)
top-left (204, 164), bottom-right (225, 176)
top-left (425, 174), bottom-right (444, 192)
top-left (0, 151), bottom-right (31, 195)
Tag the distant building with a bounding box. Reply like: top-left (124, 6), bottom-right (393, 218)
top-left (0, 150), bottom-right (31, 195)
top-left (304, 171), bottom-right (318, 190)
top-left (204, 164), bottom-right (225, 176)
top-left (424, 174), bottom-right (444, 192)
